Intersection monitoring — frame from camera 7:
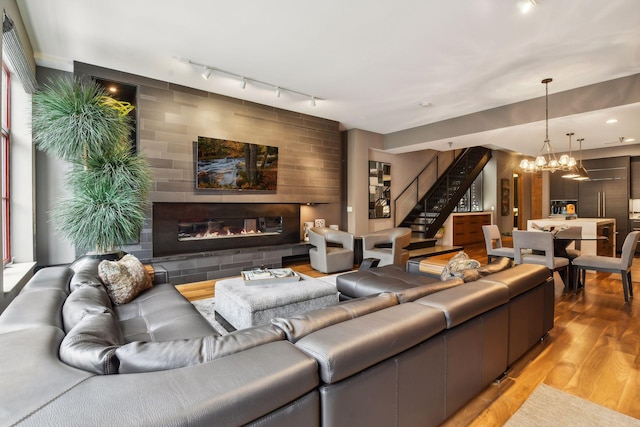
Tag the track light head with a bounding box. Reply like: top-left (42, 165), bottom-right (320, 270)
top-left (310, 96), bottom-right (316, 107)
top-left (240, 77), bottom-right (246, 89)
top-left (202, 67), bottom-right (211, 80)
top-left (275, 86), bottom-right (281, 98)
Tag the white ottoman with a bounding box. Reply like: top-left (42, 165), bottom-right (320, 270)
top-left (215, 274), bottom-right (339, 330)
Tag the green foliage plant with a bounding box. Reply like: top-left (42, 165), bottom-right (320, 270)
top-left (32, 77), bottom-right (151, 254)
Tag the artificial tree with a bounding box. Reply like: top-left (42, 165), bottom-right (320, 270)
top-left (32, 77), bottom-right (151, 255)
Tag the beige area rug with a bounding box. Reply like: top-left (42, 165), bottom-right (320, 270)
top-left (505, 384), bottom-right (640, 426)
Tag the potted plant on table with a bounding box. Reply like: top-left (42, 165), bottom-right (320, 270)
top-left (32, 77), bottom-right (152, 256)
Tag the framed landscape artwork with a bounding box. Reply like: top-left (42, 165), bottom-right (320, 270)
top-left (195, 136), bottom-right (278, 192)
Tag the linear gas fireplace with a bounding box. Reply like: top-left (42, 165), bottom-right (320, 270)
top-left (153, 203), bottom-right (300, 257)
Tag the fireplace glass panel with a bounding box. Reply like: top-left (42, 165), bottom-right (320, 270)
top-left (178, 216), bottom-right (283, 241)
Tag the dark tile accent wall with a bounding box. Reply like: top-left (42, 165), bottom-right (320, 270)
top-left (149, 242), bottom-right (312, 285)
top-left (74, 62), bottom-right (341, 282)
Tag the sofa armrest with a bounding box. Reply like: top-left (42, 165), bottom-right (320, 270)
top-left (145, 264), bottom-right (169, 285)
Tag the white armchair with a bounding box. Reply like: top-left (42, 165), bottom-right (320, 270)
top-left (308, 227), bottom-right (355, 274)
top-left (361, 227), bottom-right (412, 267)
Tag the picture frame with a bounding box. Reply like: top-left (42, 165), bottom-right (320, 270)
top-left (195, 136), bottom-right (278, 193)
top-left (369, 161), bottom-right (391, 219)
top-left (501, 178), bottom-right (510, 216)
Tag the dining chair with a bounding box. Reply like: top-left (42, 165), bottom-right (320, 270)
top-left (554, 225), bottom-right (584, 286)
top-left (571, 231), bottom-right (640, 302)
top-left (308, 227), bottom-right (355, 274)
top-left (482, 225), bottom-right (515, 263)
top-left (512, 230), bottom-right (570, 292)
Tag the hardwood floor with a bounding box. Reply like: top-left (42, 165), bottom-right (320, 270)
top-left (177, 240), bottom-right (640, 423)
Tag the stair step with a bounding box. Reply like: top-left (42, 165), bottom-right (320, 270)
top-left (407, 238), bottom-right (437, 250)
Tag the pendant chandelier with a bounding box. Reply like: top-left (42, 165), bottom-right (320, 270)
top-left (561, 132), bottom-right (579, 178)
top-left (519, 78), bottom-right (575, 173)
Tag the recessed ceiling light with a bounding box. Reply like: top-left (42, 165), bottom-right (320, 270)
top-left (626, 138), bottom-right (636, 142)
top-left (606, 118), bottom-right (618, 124)
top-left (419, 101), bottom-right (432, 108)
top-left (517, 0), bottom-right (537, 14)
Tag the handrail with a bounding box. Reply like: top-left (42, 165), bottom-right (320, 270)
top-left (394, 150), bottom-right (458, 226)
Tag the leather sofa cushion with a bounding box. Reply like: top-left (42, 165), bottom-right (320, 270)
top-left (116, 324), bottom-right (285, 373)
top-left (458, 256), bottom-right (513, 282)
top-left (477, 256), bottom-right (512, 276)
top-left (415, 281), bottom-right (510, 329)
top-left (0, 288), bottom-right (67, 334)
top-left (59, 310), bottom-right (123, 375)
top-left (475, 263), bottom-right (550, 298)
top-left (337, 265), bottom-right (441, 298)
top-left (271, 292), bottom-right (398, 343)
top-left (0, 266), bottom-right (72, 333)
top-left (114, 283), bottom-right (217, 342)
top-left (395, 277), bottom-right (464, 303)
top-left (62, 283), bottom-right (113, 333)
top-left (69, 257), bottom-right (104, 292)
top-left (295, 303), bottom-right (446, 383)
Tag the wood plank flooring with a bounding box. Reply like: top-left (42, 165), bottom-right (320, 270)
top-left (177, 240), bottom-right (640, 423)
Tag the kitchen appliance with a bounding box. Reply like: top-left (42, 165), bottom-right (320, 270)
top-left (550, 199), bottom-right (578, 217)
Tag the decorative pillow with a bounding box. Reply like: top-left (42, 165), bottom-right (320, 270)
top-left (441, 251), bottom-right (481, 281)
top-left (98, 254), bottom-right (152, 305)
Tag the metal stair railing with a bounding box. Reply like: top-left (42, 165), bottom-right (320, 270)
top-left (394, 150), bottom-right (458, 227)
top-left (396, 146), bottom-right (491, 238)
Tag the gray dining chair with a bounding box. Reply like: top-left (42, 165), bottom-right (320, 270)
top-left (482, 225), bottom-right (515, 263)
top-left (571, 231), bottom-right (640, 302)
top-left (554, 225), bottom-right (584, 286)
top-left (512, 230), bottom-right (570, 292)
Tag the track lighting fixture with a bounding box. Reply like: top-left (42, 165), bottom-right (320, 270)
top-left (181, 58), bottom-right (322, 106)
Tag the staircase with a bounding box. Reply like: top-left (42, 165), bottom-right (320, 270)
top-left (398, 146), bottom-right (492, 244)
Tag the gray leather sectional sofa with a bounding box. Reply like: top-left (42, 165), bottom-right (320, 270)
top-left (0, 256), bottom-right (553, 427)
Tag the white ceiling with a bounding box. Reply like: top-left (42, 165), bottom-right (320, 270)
top-left (16, 0), bottom-right (640, 156)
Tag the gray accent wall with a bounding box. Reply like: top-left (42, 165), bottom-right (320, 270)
top-left (35, 63), bottom-right (342, 269)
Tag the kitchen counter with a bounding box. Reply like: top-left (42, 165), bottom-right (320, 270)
top-left (526, 218), bottom-right (615, 256)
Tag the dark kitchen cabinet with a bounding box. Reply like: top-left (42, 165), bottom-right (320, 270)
top-left (578, 157), bottom-right (629, 252)
top-left (549, 171), bottom-right (579, 200)
top-left (631, 158), bottom-right (640, 199)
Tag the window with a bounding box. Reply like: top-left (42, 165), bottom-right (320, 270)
top-left (2, 63), bottom-right (10, 263)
